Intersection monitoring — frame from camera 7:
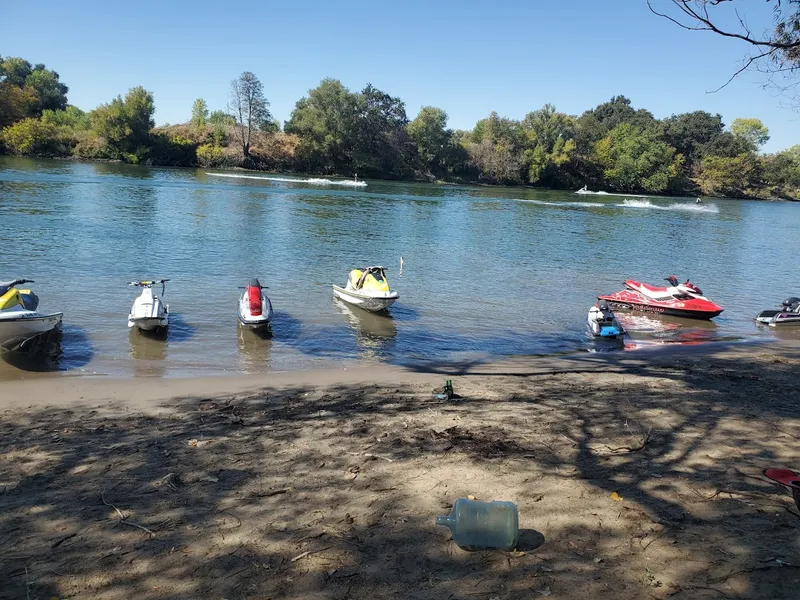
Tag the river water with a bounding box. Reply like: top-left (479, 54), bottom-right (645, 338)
top-left (1, 157), bottom-right (798, 378)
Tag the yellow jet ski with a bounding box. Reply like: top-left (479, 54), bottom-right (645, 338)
top-left (332, 266), bottom-right (399, 312)
top-left (0, 279), bottom-right (63, 350)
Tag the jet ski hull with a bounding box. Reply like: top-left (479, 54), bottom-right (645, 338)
top-left (0, 312), bottom-right (63, 350)
top-left (755, 310), bottom-right (800, 326)
top-left (332, 285), bottom-right (398, 312)
top-left (128, 316), bottom-right (168, 331)
top-left (598, 291), bottom-right (723, 320)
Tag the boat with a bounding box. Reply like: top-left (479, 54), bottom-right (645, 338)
top-left (587, 300), bottom-right (625, 341)
top-left (128, 279), bottom-right (169, 332)
top-left (598, 275), bottom-right (723, 320)
top-left (237, 278), bottom-right (273, 331)
top-left (0, 278), bottom-right (63, 350)
top-left (755, 297), bottom-right (800, 326)
top-left (332, 266), bottom-right (399, 312)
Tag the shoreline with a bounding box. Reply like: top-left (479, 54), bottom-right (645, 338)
top-left (4, 154), bottom-right (798, 202)
top-left (0, 338), bottom-right (790, 409)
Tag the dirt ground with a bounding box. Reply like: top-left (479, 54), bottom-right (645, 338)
top-left (1, 344), bottom-right (799, 599)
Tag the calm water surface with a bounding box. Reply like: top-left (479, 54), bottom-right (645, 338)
top-left (1, 157), bottom-right (798, 378)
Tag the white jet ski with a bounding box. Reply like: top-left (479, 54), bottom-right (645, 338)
top-left (238, 278), bottom-right (273, 331)
top-left (127, 279), bottom-right (169, 332)
top-left (0, 278), bottom-right (63, 350)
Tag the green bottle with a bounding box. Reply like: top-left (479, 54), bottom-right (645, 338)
top-left (436, 498), bottom-right (519, 551)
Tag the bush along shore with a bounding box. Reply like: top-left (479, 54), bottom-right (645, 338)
top-left (1, 55), bottom-right (799, 200)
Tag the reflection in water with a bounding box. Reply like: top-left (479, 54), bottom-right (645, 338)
top-left (616, 312), bottom-right (720, 347)
top-left (335, 299), bottom-right (397, 358)
top-left (237, 325), bottom-right (273, 373)
top-left (759, 323), bottom-right (800, 342)
top-left (129, 328), bottom-right (167, 377)
top-left (0, 328), bottom-right (64, 371)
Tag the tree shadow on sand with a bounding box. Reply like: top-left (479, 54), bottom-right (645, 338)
top-left (0, 345), bottom-right (799, 599)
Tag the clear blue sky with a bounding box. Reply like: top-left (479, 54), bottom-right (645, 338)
top-left (3, 0), bottom-right (798, 152)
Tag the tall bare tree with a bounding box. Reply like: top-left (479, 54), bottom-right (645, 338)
top-left (229, 71), bottom-right (271, 158)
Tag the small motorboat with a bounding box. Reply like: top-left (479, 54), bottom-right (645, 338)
top-left (598, 275), bottom-right (723, 320)
top-left (332, 266), bottom-right (399, 312)
top-left (755, 297), bottom-right (800, 326)
top-left (128, 279), bottom-right (169, 332)
top-left (0, 278), bottom-right (63, 350)
top-left (238, 278), bottom-right (273, 331)
top-left (587, 300), bottom-right (625, 341)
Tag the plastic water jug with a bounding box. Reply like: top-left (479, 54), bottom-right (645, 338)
top-left (436, 498), bottom-right (519, 551)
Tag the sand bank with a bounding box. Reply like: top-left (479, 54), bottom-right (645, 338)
top-left (1, 342), bottom-right (799, 599)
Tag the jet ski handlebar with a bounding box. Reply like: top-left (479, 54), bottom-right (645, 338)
top-left (0, 278), bottom-right (33, 286)
top-left (128, 279), bottom-right (170, 286)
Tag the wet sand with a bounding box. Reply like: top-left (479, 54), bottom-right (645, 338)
top-left (1, 342), bottom-right (799, 599)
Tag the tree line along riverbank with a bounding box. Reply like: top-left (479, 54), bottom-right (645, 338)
top-left (1, 55), bottom-right (799, 200)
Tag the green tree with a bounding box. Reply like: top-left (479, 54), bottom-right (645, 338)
top-left (0, 57), bottom-right (33, 87)
top-left (41, 105), bottom-right (90, 130)
top-left (0, 117), bottom-right (59, 155)
top-left (661, 111), bottom-right (724, 162)
top-left (760, 145), bottom-right (800, 191)
top-left (208, 110), bottom-right (236, 125)
top-left (593, 123), bottom-right (683, 192)
top-left (91, 86), bottom-right (155, 160)
top-left (0, 81), bottom-right (38, 127)
top-left (730, 117), bottom-right (770, 151)
top-left (521, 104), bottom-right (576, 184)
top-left (350, 83), bottom-right (412, 177)
top-left (697, 153), bottom-right (759, 196)
top-left (285, 78), bottom-right (359, 172)
top-left (407, 106), bottom-right (451, 173)
top-left (25, 68), bottom-right (68, 112)
top-left (229, 71), bottom-right (271, 158)
top-left (191, 98), bottom-right (208, 130)
top-left (575, 96), bottom-right (658, 153)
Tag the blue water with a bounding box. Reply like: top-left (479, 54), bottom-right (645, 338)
top-left (1, 157), bottom-right (798, 378)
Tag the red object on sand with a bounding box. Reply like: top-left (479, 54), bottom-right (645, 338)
top-left (764, 468), bottom-right (800, 509)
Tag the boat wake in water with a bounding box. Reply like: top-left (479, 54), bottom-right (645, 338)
top-left (206, 173), bottom-right (368, 187)
top-left (521, 198), bottom-right (719, 213)
top-left (617, 199), bottom-right (719, 213)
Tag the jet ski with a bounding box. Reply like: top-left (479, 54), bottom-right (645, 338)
top-left (755, 297), bottom-right (800, 326)
top-left (238, 278), bottom-right (273, 331)
top-left (0, 278), bottom-right (63, 350)
top-left (332, 266), bottom-right (399, 312)
top-left (587, 300), bottom-right (625, 341)
top-left (598, 275), bottom-right (723, 320)
top-left (128, 279), bottom-right (169, 332)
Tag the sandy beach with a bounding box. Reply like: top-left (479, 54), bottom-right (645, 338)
top-left (1, 341), bottom-right (799, 599)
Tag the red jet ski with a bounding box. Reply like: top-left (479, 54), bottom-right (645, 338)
top-left (598, 275), bottom-right (723, 320)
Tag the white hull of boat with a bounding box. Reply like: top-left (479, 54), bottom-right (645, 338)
top-left (128, 316), bottom-right (168, 331)
top-left (0, 312), bottom-right (63, 350)
top-left (332, 285), bottom-right (398, 312)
